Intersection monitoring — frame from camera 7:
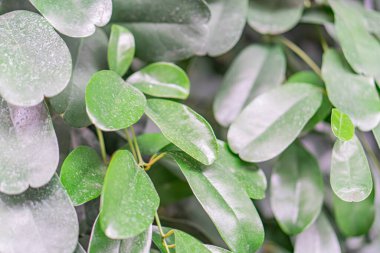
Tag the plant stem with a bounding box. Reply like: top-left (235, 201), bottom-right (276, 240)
top-left (130, 126), bottom-right (145, 166)
top-left (96, 127), bottom-right (107, 164)
top-left (145, 152), bottom-right (167, 171)
top-left (280, 37), bottom-right (322, 78)
top-left (318, 27), bottom-right (328, 52)
top-left (358, 132), bottom-right (380, 172)
top-left (125, 129), bottom-right (137, 160)
top-left (155, 212), bottom-right (172, 253)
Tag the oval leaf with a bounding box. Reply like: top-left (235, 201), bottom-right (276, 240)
top-left (100, 150), bottom-right (159, 239)
top-left (128, 63), bottom-right (190, 99)
top-left (0, 175), bottom-right (79, 253)
top-left (108, 24), bottom-right (135, 77)
top-left (247, 0), bottom-right (304, 34)
top-left (89, 216), bottom-right (152, 253)
top-left (60, 146), bottom-right (106, 206)
top-left (0, 10), bottom-right (71, 106)
top-left (29, 0), bottom-right (112, 37)
top-left (213, 44), bottom-right (286, 127)
top-left (0, 98), bottom-right (59, 194)
top-left (294, 213), bottom-right (341, 253)
top-left (86, 70), bottom-right (146, 131)
top-left (171, 150), bottom-right (264, 253)
top-left (322, 49), bottom-right (380, 131)
top-left (330, 135), bottom-right (373, 202)
top-left (228, 83), bottom-right (322, 162)
top-left (331, 108), bottom-right (355, 141)
top-left (145, 99), bottom-right (218, 165)
top-left (271, 143), bottom-right (324, 235)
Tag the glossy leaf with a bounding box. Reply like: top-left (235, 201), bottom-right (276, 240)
top-left (205, 245), bottom-right (231, 253)
top-left (228, 83), bottom-right (322, 162)
top-left (294, 213), bottom-right (341, 253)
top-left (175, 230), bottom-right (211, 253)
top-left (329, 0), bottom-right (380, 80)
top-left (100, 150), bottom-right (159, 239)
top-left (214, 44), bottom-right (285, 127)
top-left (0, 175), bottom-right (79, 253)
top-left (204, 0), bottom-right (247, 56)
top-left (171, 151), bottom-right (264, 253)
top-left (331, 108), bottom-right (355, 141)
top-left (322, 49), bottom-right (380, 131)
top-left (50, 29), bottom-right (108, 128)
top-left (60, 146), bottom-right (106, 206)
top-left (111, 0), bottom-right (210, 61)
top-left (108, 25), bottom-right (135, 77)
top-left (247, 0), bottom-right (304, 34)
top-left (89, 216), bottom-right (152, 253)
top-left (333, 190), bottom-right (375, 236)
top-left (330, 136), bottom-right (373, 202)
top-left (0, 98), bottom-right (59, 194)
top-left (0, 10), bottom-right (71, 106)
top-left (86, 70), bottom-right (146, 131)
top-left (29, 0), bottom-right (112, 37)
top-left (145, 99), bottom-right (218, 165)
top-left (271, 143), bottom-right (324, 235)
top-left (128, 63), bottom-right (190, 99)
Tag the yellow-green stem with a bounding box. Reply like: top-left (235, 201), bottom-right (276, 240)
top-left (130, 126), bottom-right (144, 166)
top-left (155, 212), bottom-right (172, 253)
top-left (96, 127), bottom-right (107, 164)
top-left (145, 152), bottom-right (167, 171)
top-left (125, 129), bottom-right (137, 161)
top-left (318, 27), bottom-right (329, 52)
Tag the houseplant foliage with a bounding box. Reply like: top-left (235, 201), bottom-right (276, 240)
top-left (2, 0), bottom-right (380, 252)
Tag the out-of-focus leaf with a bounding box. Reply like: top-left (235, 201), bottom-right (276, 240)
top-left (0, 10), bottom-right (71, 106)
top-left (204, 0), bottom-right (247, 56)
top-left (74, 244), bottom-right (86, 253)
top-left (50, 29), bottom-right (108, 128)
top-left (331, 108), bottom-right (355, 141)
top-left (322, 49), bottom-right (380, 131)
top-left (135, 133), bottom-right (171, 156)
top-left (213, 44), bottom-right (286, 127)
top-left (128, 63), bottom-right (190, 99)
top-left (89, 216), bottom-right (152, 253)
top-left (108, 25), bottom-right (135, 77)
top-left (0, 0), bottom-right (35, 14)
top-left (247, 0), bottom-right (304, 34)
top-left (60, 146), bottom-right (106, 206)
top-left (85, 70), bottom-right (146, 131)
top-left (300, 6), bottom-right (334, 24)
top-left (29, 0), bottom-right (112, 37)
top-left (145, 99), bottom-right (218, 165)
top-left (100, 150), bottom-right (159, 239)
top-left (373, 123), bottom-right (380, 149)
top-left (294, 213), bottom-right (341, 253)
top-left (0, 175), bottom-right (79, 253)
top-left (0, 98), bottom-right (59, 194)
top-left (228, 83), bottom-right (322, 162)
top-left (271, 143), bottom-right (324, 235)
top-left (330, 135), bottom-right (373, 202)
top-left (333, 190), bottom-right (375, 236)
top-left (111, 0), bottom-right (211, 61)
top-left (171, 150), bottom-right (264, 253)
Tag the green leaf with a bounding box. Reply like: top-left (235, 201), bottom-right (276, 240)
top-left (0, 175), bottom-right (79, 253)
top-left (89, 216), bottom-right (152, 253)
top-left (205, 245), bottom-right (232, 253)
top-left (49, 29), bottom-right (108, 128)
top-left (0, 10), bottom-right (71, 106)
top-left (331, 108), bottom-right (355, 141)
top-left (175, 230), bottom-right (211, 253)
top-left (228, 83), bottom-right (322, 162)
top-left (287, 71), bottom-right (332, 132)
top-left (171, 151), bottom-right (264, 253)
top-left (204, 0), bottom-right (248, 56)
top-left (330, 135), bottom-right (373, 202)
top-left (100, 150), bottom-right (159, 239)
top-left (108, 25), bottom-right (135, 77)
top-left (322, 49), bottom-right (380, 131)
top-left (329, 0), bottom-right (380, 80)
top-left (135, 133), bottom-right (171, 156)
top-left (128, 63), bottom-right (190, 99)
top-left (247, 0), bottom-right (304, 34)
top-left (271, 143), bottom-right (324, 235)
top-left (0, 98), bottom-right (59, 194)
top-left (213, 44), bottom-right (286, 127)
top-left (300, 6), bottom-right (334, 25)
top-left (86, 70), bottom-right (146, 131)
top-left (74, 244), bottom-right (86, 253)
top-left (152, 227), bottom-right (176, 253)
top-left (29, 0), bottom-right (112, 37)
top-left (294, 213), bottom-right (341, 253)
top-left (333, 190), bottom-right (375, 236)
top-left (145, 99), bottom-right (218, 165)
top-left (60, 146), bottom-right (106, 206)
top-left (111, 0), bottom-right (210, 61)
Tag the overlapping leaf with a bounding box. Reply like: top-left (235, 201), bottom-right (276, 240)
top-left (331, 108), bottom-right (355, 141)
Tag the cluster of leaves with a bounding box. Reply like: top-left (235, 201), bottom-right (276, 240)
top-left (1, 0), bottom-right (380, 252)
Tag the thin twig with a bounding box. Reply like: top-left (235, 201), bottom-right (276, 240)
top-left (96, 127), bottom-right (107, 164)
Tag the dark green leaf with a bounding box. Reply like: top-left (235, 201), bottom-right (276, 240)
top-left (135, 133), bottom-right (171, 156)
top-left (74, 244), bottom-right (86, 253)
top-left (300, 6), bottom-right (334, 25)
top-left (331, 108), bottom-right (355, 141)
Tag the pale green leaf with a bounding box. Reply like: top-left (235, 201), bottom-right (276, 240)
top-left (331, 108), bottom-right (355, 141)
top-left (205, 245), bottom-right (231, 253)
top-left (175, 230), bottom-right (211, 253)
